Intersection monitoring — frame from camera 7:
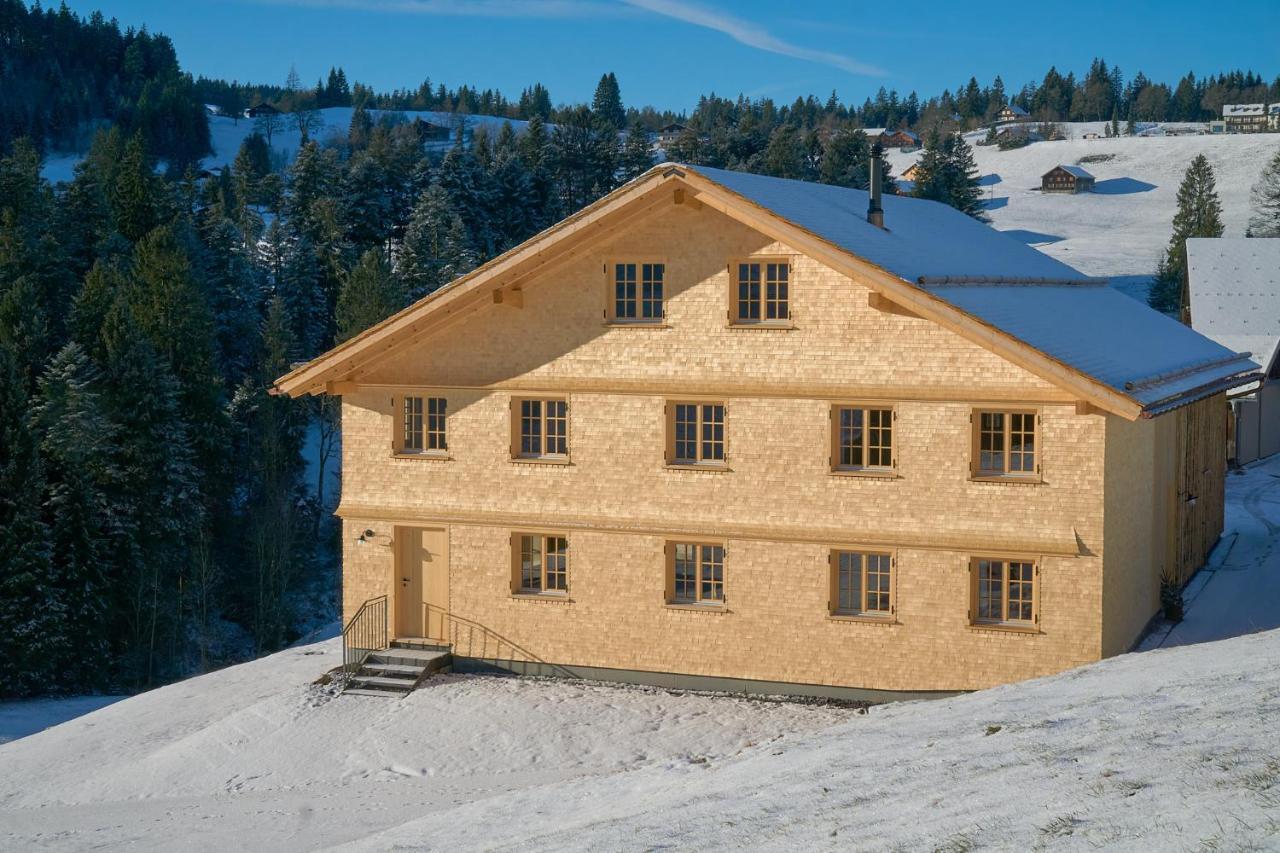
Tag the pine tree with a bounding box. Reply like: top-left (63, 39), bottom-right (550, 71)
top-left (1148, 154), bottom-right (1224, 320)
top-left (819, 128), bottom-right (896, 191)
top-left (398, 184), bottom-right (478, 301)
top-left (913, 129), bottom-right (984, 219)
top-left (0, 344), bottom-right (60, 697)
top-left (335, 248), bottom-right (405, 342)
top-left (591, 72), bottom-right (626, 130)
top-left (111, 134), bottom-right (160, 243)
top-left (1246, 150), bottom-right (1280, 238)
top-left (100, 301), bottom-right (203, 686)
top-left (31, 343), bottom-right (118, 690)
top-left (619, 125), bottom-right (654, 181)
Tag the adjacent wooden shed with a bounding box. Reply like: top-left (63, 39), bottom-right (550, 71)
top-left (1041, 165), bottom-right (1095, 193)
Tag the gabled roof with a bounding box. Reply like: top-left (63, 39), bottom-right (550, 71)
top-left (275, 165), bottom-right (1259, 418)
top-left (1001, 103), bottom-right (1029, 116)
top-left (1045, 164), bottom-right (1094, 179)
top-left (1188, 237), bottom-right (1280, 380)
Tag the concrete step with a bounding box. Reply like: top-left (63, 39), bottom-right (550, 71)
top-left (370, 648), bottom-right (450, 667)
top-left (360, 662), bottom-right (425, 677)
top-left (392, 638), bottom-right (451, 653)
top-left (350, 675), bottom-right (417, 691)
top-left (343, 687), bottom-right (401, 698)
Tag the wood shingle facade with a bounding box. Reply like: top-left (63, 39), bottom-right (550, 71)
top-left (277, 165), bottom-right (1258, 699)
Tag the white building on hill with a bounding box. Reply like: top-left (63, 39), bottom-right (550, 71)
top-left (1189, 237), bottom-right (1280, 463)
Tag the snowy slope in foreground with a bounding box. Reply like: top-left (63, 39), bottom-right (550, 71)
top-left (3, 628), bottom-right (1280, 850)
top-left (887, 125), bottom-right (1280, 289)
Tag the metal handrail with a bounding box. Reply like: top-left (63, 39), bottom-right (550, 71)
top-left (341, 595), bottom-right (388, 688)
top-left (423, 603), bottom-right (575, 678)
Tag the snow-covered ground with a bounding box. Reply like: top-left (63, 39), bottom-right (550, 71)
top-left (0, 696), bottom-right (124, 745)
top-left (3, 455), bottom-right (1280, 850)
top-left (886, 123), bottom-right (1280, 299)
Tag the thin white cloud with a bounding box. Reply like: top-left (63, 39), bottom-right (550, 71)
top-left (620, 0), bottom-right (886, 76)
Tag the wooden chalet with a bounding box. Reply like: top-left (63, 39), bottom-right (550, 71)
top-left (1041, 165), bottom-right (1096, 194)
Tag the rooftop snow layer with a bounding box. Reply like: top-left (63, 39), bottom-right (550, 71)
top-left (1188, 237), bottom-right (1280, 374)
top-left (1053, 164), bottom-right (1094, 179)
top-left (926, 283), bottom-right (1258, 406)
top-left (682, 165), bottom-right (1259, 407)
top-left (686, 164), bottom-right (1085, 283)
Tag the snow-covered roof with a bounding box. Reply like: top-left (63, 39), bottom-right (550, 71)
top-left (1188, 238), bottom-right (1280, 377)
top-left (1001, 104), bottom-right (1029, 116)
top-left (925, 284), bottom-right (1256, 409)
top-left (1223, 103), bottom-right (1266, 117)
top-left (685, 166), bottom-right (1259, 411)
top-left (1047, 165), bottom-right (1094, 179)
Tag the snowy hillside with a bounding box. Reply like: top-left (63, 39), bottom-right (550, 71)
top-left (3, 455), bottom-right (1280, 851)
top-left (887, 124), bottom-right (1280, 296)
top-left (40, 107), bottom-right (538, 184)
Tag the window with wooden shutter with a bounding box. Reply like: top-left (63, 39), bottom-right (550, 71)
top-left (393, 395), bottom-right (447, 456)
top-left (512, 533), bottom-right (569, 595)
top-left (730, 258), bottom-right (792, 326)
top-left (666, 542), bottom-right (725, 606)
top-left (607, 261), bottom-right (665, 323)
top-left (969, 556), bottom-right (1039, 629)
top-left (830, 550), bottom-right (894, 618)
top-left (831, 404), bottom-right (895, 473)
top-left (510, 397), bottom-right (569, 461)
top-left (971, 409), bottom-right (1039, 480)
top-left (666, 401), bottom-right (727, 467)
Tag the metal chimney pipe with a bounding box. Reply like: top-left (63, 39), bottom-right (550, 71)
top-left (867, 142), bottom-right (885, 228)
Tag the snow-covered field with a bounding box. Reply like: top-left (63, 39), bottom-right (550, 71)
top-left (887, 124), bottom-right (1280, 297)
top-left (4, 455), bottom-right (1280, 851)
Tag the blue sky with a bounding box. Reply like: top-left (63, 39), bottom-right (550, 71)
top-left (64, 0), bottom-right (1280, 112)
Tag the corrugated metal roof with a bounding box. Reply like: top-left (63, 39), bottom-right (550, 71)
top-left (1188, 238), bottom-right (1280, 375)
top-left (684, 166), bottom-right (1260, 409)
top-left (1048, 165), bottom-right (1094, 179)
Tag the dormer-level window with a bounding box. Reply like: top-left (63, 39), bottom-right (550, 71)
top-left (395, 395), bottom-right (447, 456)
top-left (732, 259), bottom-right (790, 325)
top-left (610, 262), bottom-right (664, 323)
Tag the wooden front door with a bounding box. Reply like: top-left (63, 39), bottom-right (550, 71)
top-left (395, 527), bottom-right (449, 639)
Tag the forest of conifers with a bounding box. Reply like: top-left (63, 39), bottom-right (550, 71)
top-left (0, 0), bottom-right (1276, 698)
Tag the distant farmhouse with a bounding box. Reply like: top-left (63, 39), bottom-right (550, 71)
top-left (1222, 103), bottom-right (1279, 133)
top-left (244, 102), bottom-right (280, 119)
top-left (900, 162), bottom-right (921, 182)
top-left (1189, 238), bottom-right (1280, 464)
top-left (996, 103), bottom-right (1030, 123)
top-left (879, 129), bottom-right (920, 149)
top-left (657, 123), bottom-right (686, 147)
top-left (412, 118), bottom-right (451, 142)
top-left (1041, 165), bottom-right (1095, 193)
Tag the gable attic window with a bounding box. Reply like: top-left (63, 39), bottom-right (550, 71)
top-left (831, 405), bottom-right (894, 474)
top-left (394, 395), bottom-right (447, 456)
top-left (970, 557), bottom-right (1038, 629)
top-left (609, 262), bottom-right (665, 323)
top-left (972, 410), bottom-right (1039, 480)
top-left (731, 259), bottom-right (790, 325)
top-left (512, 533), bottom-right (568, 595)
top-left (511, 398), bottom-right (569, 462)
top-left (666, 401), bottom-right (726, 467)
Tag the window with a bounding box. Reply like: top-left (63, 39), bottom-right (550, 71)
top-left (668, 542), bottom-right (724, 605)
top-left (971, 557), bottom-right (1037, 627)
top-left (667, 401), bottom-right (725, 466)
top-left (513, 533), bottom-right (568, 594)
top-left (733, 260), bottom-right (789, 324)
top-left (973, 410), bottom-right (1037, 478)
top-left (611, 262), bottom-right (664, 322)
top-left (832, 405), bottom-right (894, 472)
top-left (831, 551), bottom-right (894, 618)
top-left (513, 398), bottom-right (568, 459)
top-left (397, 395), bottom-right (447, 455)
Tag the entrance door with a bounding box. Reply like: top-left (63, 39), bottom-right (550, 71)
top-left (395, 527), bottom-right (449, 640)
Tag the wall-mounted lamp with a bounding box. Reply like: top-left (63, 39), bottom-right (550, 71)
top-left (356, 528), bottom-right (377, 545)
top-left (355, 528), bottom-right (393, 548)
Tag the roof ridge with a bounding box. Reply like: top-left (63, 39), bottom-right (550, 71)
top-left (918, 276), bottom-right (1107, 286)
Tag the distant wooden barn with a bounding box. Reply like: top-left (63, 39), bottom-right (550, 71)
top-left (244, 102), bottom-right (280, 119)
top-left (1041, 165), bottom-right (1095, 193)
top-left (879, 129), bottom-right (919, 149)
top-left (996, 103), bottom-right (1030, 123)
top-left (413, 118), bottom-right (451, 142)
top-left (900, 162), bottom-right (921, 181)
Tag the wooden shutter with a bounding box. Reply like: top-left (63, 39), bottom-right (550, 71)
top-left (828, 406), bottom-right (838, 471)
top-left (509, 532), bottom-right (521, 594)
top-left (663, 542), bottom-right (674, 603)
top-left (509, 397), bottom-right (520, 459)
top-left (966, 557), bottom-right (977, 622)
top-left (827, 550), bottom-right (838, 614)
